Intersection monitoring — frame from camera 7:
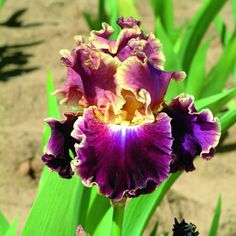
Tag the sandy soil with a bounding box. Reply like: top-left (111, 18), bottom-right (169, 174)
top-left (0, 0), bottom-right (235, 235)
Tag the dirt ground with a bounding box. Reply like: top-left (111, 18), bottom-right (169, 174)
top-left (0, 0), bottom-right (235, 235)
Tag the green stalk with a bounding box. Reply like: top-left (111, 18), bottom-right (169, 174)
top-left (110, 198), bottom-right (126, 236)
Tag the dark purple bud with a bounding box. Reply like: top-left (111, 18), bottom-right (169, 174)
top-left (172, 218), bottom-right (199, 236)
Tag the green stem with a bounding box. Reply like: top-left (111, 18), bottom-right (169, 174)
top-left (110, 198), bottom-right (126, 236)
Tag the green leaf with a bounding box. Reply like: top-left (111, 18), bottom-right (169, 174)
top-left (227, 98), bottom-right (236, 110)
top-left (208, 195), bottom-right (222, 236)
top-left (0, 212), bottom-right (9, 236)
top-left (186, 38), bottom-right (211, 99)
top-left (155, 19), bottom-right (181, 71)
top-left (154, 18), bottom-right (184, 101)
top-left (46, 72), bottom-right (59, 118)
top-left (195, 87), bottom-right (236, 114)
top-left (166, 80), bottom-right (185, 103)
top-left (214, 14), bottom-right (236, 86)
top-left (180, 0), bottom-right (227, 73)
top-left (85, 191), bottom-right (111, 235)
top-left (203, 32), bottom-right (236, 97)
top-left (123, 172), bottom-right (181, 236)
top-left (22, 172), bottom-right (84, 236)
top-left (4, 217), bottom-right (18, 236)
top-left (117, 0), bottom-right (140, 19)
top-left (150, 0), bottom-right (174, 37)
top-left (214, 16), bottom-right (231, 45)
top-left (65, 182), bottom-right (91, 235)
top-left (42, 71), bottom-right (59, 149)
top-left (233, 64), bottom-right (236, 84)
top-left (22, 73), bottom-right (88, 236)
top-left (173, 21), bottom-right (187, 52)
top-left (219, 108), bottom-right (236, 133)
top-left (98, 0), bottom-right (106, 25)
top-left (105, 0), bottom-right (120, 39)
top-left (93, 207), bottom-right (113, 236)
top-left (0, 0), bottom-right (4, 8)
top-left (40, 72), bottom-right (60, 191)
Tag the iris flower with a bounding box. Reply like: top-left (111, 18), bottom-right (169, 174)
top-left (42, 17), bottom-right (220, 202)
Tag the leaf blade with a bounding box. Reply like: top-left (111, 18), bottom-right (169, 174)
top-left (154, 19), bottom-right (184, 101)
top-left (219, 108), bottom-right (236, 133)
top-left (150, 0), bottom-right (174, 36)
top-left (22, 73), bottom-right (86, 236)
top-left (208, 195), bottom-right (222, 236)
top-left (186, 38), bottom-right (211, 99)
top-left (195, 87), bottom-right (236, 114)
top-left (203, 32), bottom-right (236, 97)
top-left (0, 212), bottom-right (9, 236)
top-left (117, 0), bottom-right (140, 19)
top-left (214, 16), bottom-right (231, 45)
top-left (4, 217), bottom-right (18, 236)
top-left (85, 191), bottom-right (111, 235)
top-left (180, 0), bottom-right (227, 72)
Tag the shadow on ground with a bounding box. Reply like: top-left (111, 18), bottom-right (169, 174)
top-left (0, 8), bottom-right (44, 28)
top-left (0, 8), bottom-right (51, 81)
top-left (0, 41), bottom-right (43, 81)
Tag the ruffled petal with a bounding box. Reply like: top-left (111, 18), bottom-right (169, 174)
top-left (89, 17), bottom-right (164, 68)
top-left (143, 33), bottom-right (165, 68)
top-left (116, 33), bottom-right (165, 68)
top-left (163, 95), bottom-right (221, 172)
top-left (41, 113), bottom-right (79, 178)
top-left (88, 22), bottom-right (116, 52)
top-left (114, 27), bottom-right (143, 60)
top-left (71, 107), bottom-right (173, 201)
top-left (89, 16), bottom-right (141, 52)
top-left (56, 44), bottom-right (124, 114)
top-left (90, 22), bottom-right (143, 56)
top-left (117, 17), bottom-right (141, 29)
top-left (116, 57), bottom-right (185, 111)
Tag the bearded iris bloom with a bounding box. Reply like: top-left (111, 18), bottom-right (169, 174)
top-left (42, 17), bottom-right (220, 202)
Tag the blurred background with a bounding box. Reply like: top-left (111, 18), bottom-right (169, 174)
top-left (0, 0), bottom-right (235, 235)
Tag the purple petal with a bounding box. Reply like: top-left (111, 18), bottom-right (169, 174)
top-left (71, 107), bottom-right (173, 201)
top-left (163, 95), bottom-right (221, 172)
top-left (144, 33), bottom-right (165, 68)
top-left (116, 57), bottom-right (185, 111)
top-left (89, 17), bottom-right (141, 54)
top-left (117, 17), bottom-right (141, 29)
top-left (89, 22), bottom-right (116, 52)
top-left (116, 33), bottom-right (165, 68)
top-left (90, 23), bottom-right (143, 56)
top-left (42, 113), bottom-right (80, 178)
top-left (90, 18), bottom-right (164, 68)
top-left (56, 44), bottom-right (124, 114)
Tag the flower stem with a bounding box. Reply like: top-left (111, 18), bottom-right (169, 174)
top-left (110, 198), bottom-right (126, 236)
